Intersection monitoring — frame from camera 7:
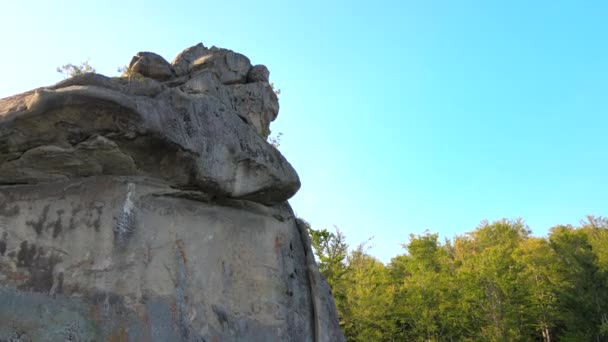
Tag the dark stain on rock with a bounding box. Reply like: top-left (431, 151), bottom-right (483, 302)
top-left (212, 304), bottom-right (229, 328)
top-left (52, 209), bottom-right (65, 238)
top-left (177, 106), bottom-right (195, 138)
top-left (69, 216), bottom-right (77, 230)
top-left (0, 202), bottom-right (20, 217)
top-left (27, 250), bottom-right (61, 293)
top-left (17, 240), bottom-right (36, 267)
top-left (16, 241), bottom-right (62, 293)
top-left (0, 232), bottom-right (7, 256)
top-left (69, 205), bottom-right (82, 230)
top-left (273, 214), bottom-right (285, 222)
top-left (67, 204), bottom-right (103, 232)
top-left (26, 204), bottom-right (50, 235)
top-left (51, 220), bottom-right (62, 238)
top-left (56, 271), bottom-right (64, 294)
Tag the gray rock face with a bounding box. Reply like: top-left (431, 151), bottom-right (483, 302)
top-left (248, 65), bottom-right (270, 83)
top-left (172, 43), bottom-right (209, 76)
top-left (128, 52), bottom-right (175, 81)
top-left (0, 44), bottom-right (294, 204)
top-left (0, 178), bottom-right (344, 341)
top-left (191, 49), bottom-right (251, 85)
top-left (0, 44), bottom-right (344, 341)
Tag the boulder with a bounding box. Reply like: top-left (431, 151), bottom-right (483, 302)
top-left (248, 64), bottom-right (270, 83)
top-left (171, 42), bottom-right (209, 76)
top-left (190, 48), bottom-right (252, 85)
top-left (128, 52), bottom-right (175, 81)
top-left (0, 43), bottom-right (345, 341)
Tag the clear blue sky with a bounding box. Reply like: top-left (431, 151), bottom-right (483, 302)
top-left (1, 1), bottom-right (607, 262)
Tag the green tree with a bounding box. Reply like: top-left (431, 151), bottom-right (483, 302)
top-left (268, 132), bottom-right (283, 149)
top-left (549, 224), bottom-right (608, 341)
top-left (513, 237), bottom-right (565, 342)
top-left (308, 225), bottom-right (348, 286)
top-left (306, 224), bottom-right (349, 327)
top-left (453, 219), bottom-right (533, 341)
top-left (390, 233), bottom-right (463, 341)
top-left (341, 243), bottom-right (395, 341)
top-left (580, 216), bottom-right (608, 273)
top-left (56, 59), bottom-right (95, 78)
top-left (306, 216), bottom-right (608, 341)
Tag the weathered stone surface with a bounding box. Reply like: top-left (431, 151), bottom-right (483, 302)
top-left (0, 43), bottom-right (344, 341)
top-left (0, 177), bottom-right (344, 341)
top-left (0, 45), bottom-right (298, 204)
top-left (0, 135), bottom-right (137, 183)
top-left (230, 82), bottom-right (280, 137)
top-left (191, 48), bottom-right (252, 85)
top-left (50, 72), bottom-right (167, 97)
top-left (171, 42), bottom-right (209, 76)
top-left (248, 64), bottom-right (270, 83)
top-left (128, 52), bottom-right (175, 81)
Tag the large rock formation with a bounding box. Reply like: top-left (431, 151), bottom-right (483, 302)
top-left (0, 43), bottom-right (344, 341)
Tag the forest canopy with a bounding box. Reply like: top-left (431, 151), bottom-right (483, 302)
top-left (306, 216), bottom-right (608, 342)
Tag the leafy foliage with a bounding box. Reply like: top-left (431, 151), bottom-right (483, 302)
top-left (308, 216), bottom-right (608, 341)
top-left (268, 132), bottom-right (283, 149)
top-left (117, 65), bottom-right (145, 81)
top-left (270, 81), bottom-right (281, 96)
top-left (56, 59), bottom-right (95, 78)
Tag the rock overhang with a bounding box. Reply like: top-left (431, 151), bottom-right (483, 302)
top-left (0, 43), bottom-right (300, 205)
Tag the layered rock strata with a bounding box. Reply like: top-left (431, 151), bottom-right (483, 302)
top-left (0, 43), bottom-right (344, 342)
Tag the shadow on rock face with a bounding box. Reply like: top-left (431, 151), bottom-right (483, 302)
top-left (0, 43), bottom-right (300, 205)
